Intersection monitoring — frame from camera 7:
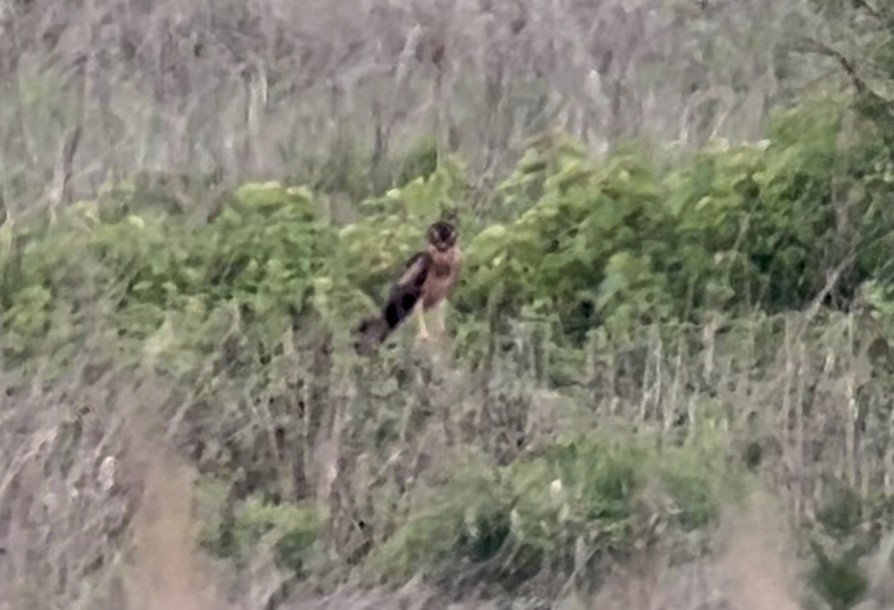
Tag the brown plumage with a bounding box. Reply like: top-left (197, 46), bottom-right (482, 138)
top-left (353, 221), bottom-right (462, 355)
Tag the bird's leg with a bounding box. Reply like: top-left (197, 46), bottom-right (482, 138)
top-left (414, 301), bottom-right (430, 341)
top-left (432, 300), bottom-right (447, 336)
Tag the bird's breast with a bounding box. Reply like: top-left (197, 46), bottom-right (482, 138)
top-left (422, 262), bottom-right (458, 308)
top-left (431, 260), bottom-right (452, 277)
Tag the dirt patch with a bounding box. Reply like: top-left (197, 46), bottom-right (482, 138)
top-left (714, 490), bottom-right (803, 610)
top-left (123, 455), bottom-right (225, 610)
top-left (569, 488), bottom-right (804, 610)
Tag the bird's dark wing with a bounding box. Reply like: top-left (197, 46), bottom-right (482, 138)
top-left (401, 252), bottom-right (427, 276)
top-left (353, 251), bottom-right (433, 354)
top-left (383, 251), bottom-right (431, 327)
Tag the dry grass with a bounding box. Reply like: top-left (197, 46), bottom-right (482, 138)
top-left (0, 0), bottom-right (812, 219)
top-left (0, 4), bottom-right (887, 605)
top-left (2, 308), bottom-right (893, 609)
top-left (715, 491), bottom-right (803, 610)
top-left (124, 456), bottom-right (223, 610)
top-left (106, 469), bottom-right (811, 610)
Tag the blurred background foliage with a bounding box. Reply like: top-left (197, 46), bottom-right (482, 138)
top-left (8, 0), bottom-right (894, 609)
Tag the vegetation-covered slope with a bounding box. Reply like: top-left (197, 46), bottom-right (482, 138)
top-left (4, 93), bottom-right (894, 609)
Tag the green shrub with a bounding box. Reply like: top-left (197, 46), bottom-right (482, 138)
top-left (4, 94), bottom-right (894, 368)
top-left (369, 431), bottom-right (727, 588)
top-left (368, 463), bottom-right (512, 582)
top-left (458, 96), bottom-right (894, 352)
top-left (197, 477), bottom-right (325, 575)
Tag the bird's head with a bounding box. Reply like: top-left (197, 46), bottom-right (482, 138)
top-left (427, 220), bottom-right (457, 252)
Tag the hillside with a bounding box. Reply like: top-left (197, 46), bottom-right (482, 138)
top-left (7, 0), bottom-right (894, 607)
top-left (2, 95), bottom-right (894, 609)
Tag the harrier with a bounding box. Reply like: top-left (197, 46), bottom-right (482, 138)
top-left (353, 220), bottom-right (462, 355)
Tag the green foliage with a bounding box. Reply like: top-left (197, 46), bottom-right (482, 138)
top-left (393, 136), bottom-right (440, 187)
top-left (369, 431), bottom-right (727, 588)
top-left (8, 92), bottom-right (894, 604)
top-left (806, 480), bottom-right (876, 610)
top-left (5, 93), bottom-right (894, 368)
top-left (657, 443), bottom-right (725, 531)
top-left (461, 96), bottom-right (894, 351)
top-left (368, 460), bottom-right (512, 582)
top-left (200, 182), bottom-right (334, 335)
top-left (808, 538), bottom-right (869, 610)
top-left (0, 180), bottom-right (338, 370)
top-left (197, 477), bottom-right (325, 575)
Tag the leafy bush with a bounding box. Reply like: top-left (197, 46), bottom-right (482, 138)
top-left (460, 97), bottom-right (894, 351)
top-left (4, 94), bottom-right (893, 369)
top-left (197, 477), bottom-right (326, 575)
top-left (368, 431), bottom-right (728, 589)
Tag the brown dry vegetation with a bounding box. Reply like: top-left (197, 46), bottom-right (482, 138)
top-left (6, 0), bottom-right (894, 609)
top-left (3, 313), bottom-right (894, 609)
top-left (0, 0), bottom-right (809, 217)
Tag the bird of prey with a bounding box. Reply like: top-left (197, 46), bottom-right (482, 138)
top-left (353, 220), bottom-right (462, 355)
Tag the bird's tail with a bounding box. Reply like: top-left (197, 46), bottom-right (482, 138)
top-left (352, 285), bottom-right (423, 355)
top-left (352, 315), bottom-right (392, 355)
